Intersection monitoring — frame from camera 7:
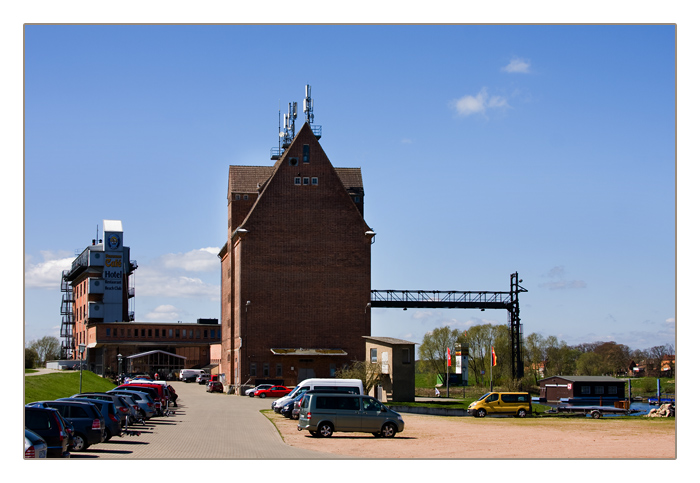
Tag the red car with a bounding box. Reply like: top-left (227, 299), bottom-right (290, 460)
top-left (254, 385), bottom-right (291, 398)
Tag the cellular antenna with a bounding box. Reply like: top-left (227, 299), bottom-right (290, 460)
top-left (303, 84), bottom-right (314, 124)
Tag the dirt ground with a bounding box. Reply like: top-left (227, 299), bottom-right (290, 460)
top-left (269, 411), bottom-right (676, 459)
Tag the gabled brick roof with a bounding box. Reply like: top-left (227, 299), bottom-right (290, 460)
top-left (229, 165), bottom-right (363, 194)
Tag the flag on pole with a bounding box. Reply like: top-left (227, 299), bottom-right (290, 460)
top-left (491, 346), bottom-right (497, 367)
top-left (447, 348), bottom-right (452, 367)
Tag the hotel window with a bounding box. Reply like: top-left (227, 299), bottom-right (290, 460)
top-left (581, 385), bottom-right (591, 394)
top-left (148, 329), bottom-right (152, 337)
top-left (303, 144), bottom-right (310, 163)
top-left (175, 329), bottom-right (180, 338)
top-left (311, 177), bottom-right (318, 185)
top-left (141, 329), bottom-right (146, 337)
top-left (169, 329), bottom-right (173, 337)
top-left (250, 363), bottom-right (257, 376)
top-left (303, 177), bottom-right (309, 185)
top-left (204, 330), bottom-right (208, 338)
top-left (235, 194), bottom-right (241, 200)
top-left (106, 328), bottom-right (111, 337)
top-left (294, 177), bottom-right (301, 185)
top-left (608, 386), bottom-right (617, 395)
top-left (370, 348), bottom-right (378, 363)
top-left (243, 195), bottom-right (248, 200)
top-left (196, 330), bottom-right (200, 339)
top-left (263, 363), bottom-right (269, 377)
top-left (189, 330), bottom-right (193, 338)
top-left (155, 329), bottom-right (159, 337)
top-left (276, 363), bottom-right (283, 377)
top-left (595, 386), bottom-right (605, 395)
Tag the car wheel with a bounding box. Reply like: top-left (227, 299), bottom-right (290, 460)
top-left (259, 393), bottom-right (266, 398)
top-left (249, 393), bottom-right (254, 397)
top-left (318, 422), bottom-right (334, 438)
top-left (380, 423), bottom-right (397, 438)
top-left (517, 409), bottom-right (527, 418)
top-left (476, 408), bottom-right (487, 418)
top-left (591, 410), bottom-right (602, 419)
top-left (72, 433), bottom-right (88, 452)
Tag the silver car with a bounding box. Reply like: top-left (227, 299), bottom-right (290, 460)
top-left (297, 392), bottom-right (404, 438)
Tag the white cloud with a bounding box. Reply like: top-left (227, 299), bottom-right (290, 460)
top-left (137, 267), bottom-right (219, 300)
top-left (143, 304), bottom-right (182, 322)
top-left (502, 57), bottom-right (531, 73)
top-left (539, 265), bottom-right (587, 290)
top-left (160, 247), bottom-right (220, 272)
top-left (24, 251), bottom-right (74, 289)
top-left (449, 88), bottom-right (509, 117)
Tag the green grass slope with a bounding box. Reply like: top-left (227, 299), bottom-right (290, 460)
top-left (25, 371), bottom-right (116, 405)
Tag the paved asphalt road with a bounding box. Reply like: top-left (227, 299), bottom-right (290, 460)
top-left (60, 379), bottom-right (338, 459)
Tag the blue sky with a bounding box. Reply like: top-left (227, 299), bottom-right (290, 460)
top-left (20, 24), bottom-right (678, 351)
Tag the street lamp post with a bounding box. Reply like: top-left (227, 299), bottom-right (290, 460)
top-left (118, 353), bottom-right (123, 384)
top-left (78, 344), bottom-right (86, 393)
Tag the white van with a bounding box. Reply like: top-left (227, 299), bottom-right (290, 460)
top-left (271, 378), bottom-right (364, 412)
top-left (179, 369), bottom-right (205, 381)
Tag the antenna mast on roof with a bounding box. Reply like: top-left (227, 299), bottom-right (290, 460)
top-left (303, 84), bottom-right (314, 125)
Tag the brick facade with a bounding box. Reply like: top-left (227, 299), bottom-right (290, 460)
top-left (220, 123), bottom-right (373, 389)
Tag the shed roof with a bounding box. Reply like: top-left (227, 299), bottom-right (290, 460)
top-left (126, 350), bottom-right (186, 360)
top-left (363, 336), bottom-right (417, 346)
top-left (539, 375), bottom-right (622, 383)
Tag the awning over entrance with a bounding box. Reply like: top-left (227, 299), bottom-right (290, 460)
top-left (125, 350), bottom-right (187, 377)
top-left (270, 348), bottom-right (347, 356)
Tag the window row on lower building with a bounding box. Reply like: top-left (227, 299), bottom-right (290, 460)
top-left (105, 326), bottom-right (221, 340)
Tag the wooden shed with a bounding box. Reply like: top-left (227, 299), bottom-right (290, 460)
top-left (539, 376), bottom-right (627, 404)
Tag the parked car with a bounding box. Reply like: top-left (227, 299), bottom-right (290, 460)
top-left (27, 400), bottom-right (105, 451)
top-left (297, 392), bottom-right (404, 438)
top-left (24, 428), bottom-right (48, 459)
top-left (71, 393), bottom-right (135, 426)
top-left (246, 384), bottom-right (273, 397)
top-left (108, 389), bottom-right (156, 419)
top-left (197, 374), bottom-right (209, 384)
top-left (115, 384), bottom-right (163, 414)
top-left (120, 381), bottom-right (171, 412)
top-left (207, 381), bottom-right (224, 393)
top-left (281, 392), bottom-right (305, 419)
top-left (61, 397), bottom-right (121, 441)
top-left (254, 385), bottom-right (291, 399)
top-left (24, 406), bottom-right (71, 458)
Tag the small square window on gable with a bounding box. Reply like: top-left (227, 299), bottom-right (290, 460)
top-left (303, 177), bottom-right (309, 185)
top-left (312, 177), bottom-right (318, 185)
top-left (294, 177), bottom-right (301, 185)
top-left (303, 145), bottom-right (310, 163)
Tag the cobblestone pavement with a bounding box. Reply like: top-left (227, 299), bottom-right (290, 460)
top-left (69, 381), bottom-right (338, 459)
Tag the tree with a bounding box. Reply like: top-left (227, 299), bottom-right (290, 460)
top-left (459, 323), bottom-right (510, 386)
top-left (576, 351), bottom-right (605, 375)
top-left (25, 347), bottom-right (39, 369)
top-left (336, 360), bottom-right (383, 395)
top-left (418, 326), bottom-right (460, 382)
top-left (29, 336), bottom-right (61, 365)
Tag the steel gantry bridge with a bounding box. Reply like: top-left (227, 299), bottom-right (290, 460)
top-left (370, 272), bottom-right (528, 379)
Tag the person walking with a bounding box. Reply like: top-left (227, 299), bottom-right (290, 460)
top-left (435, 387), bottom-right (440, 398)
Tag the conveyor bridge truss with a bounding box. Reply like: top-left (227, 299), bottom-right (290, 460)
top-left (370, 272), bottom-right (527, 379)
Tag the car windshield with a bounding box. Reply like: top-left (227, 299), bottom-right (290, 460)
top-left (477, 393), bottom-right (492, 402)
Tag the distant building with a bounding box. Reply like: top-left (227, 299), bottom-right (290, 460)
top-left (363, 336), bottom-right (416, 403)
top-left (60, 220), bottom-right (220, 377)
top-left (539, 375), bottom-right (627, 403)
top-left (219, 121), bottom-right (374, 390)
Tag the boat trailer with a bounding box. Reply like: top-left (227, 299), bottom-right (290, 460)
top-left (547, 405), bottom-right (643, 419)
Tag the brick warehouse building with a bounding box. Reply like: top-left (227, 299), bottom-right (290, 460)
top-left (219, 122), bottom-right (374, 391)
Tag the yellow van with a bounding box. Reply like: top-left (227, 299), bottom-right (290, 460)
top-left (467, 392), bottom-right (532, 418)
